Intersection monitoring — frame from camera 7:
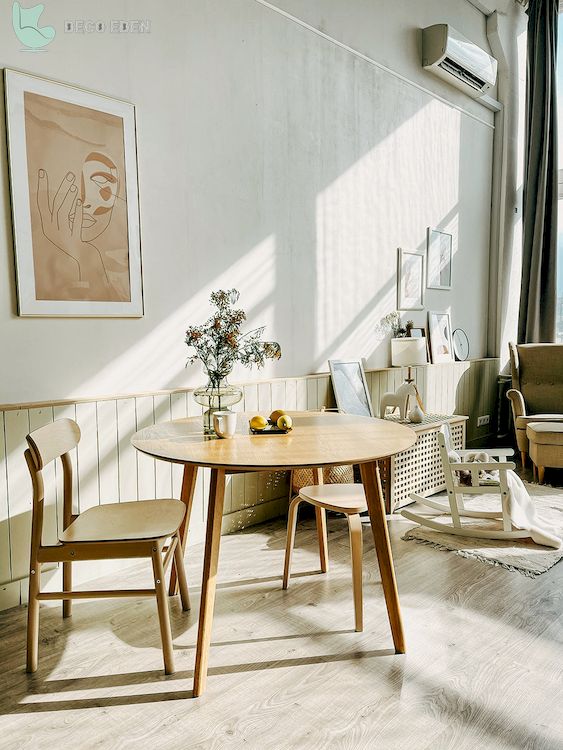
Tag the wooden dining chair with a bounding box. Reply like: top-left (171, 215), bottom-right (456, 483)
top-left (282, 482), bottom-right (368, 632)
top-left (25, 418), bottom-right (190, 675)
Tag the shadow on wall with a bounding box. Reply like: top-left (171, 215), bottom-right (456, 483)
top-left (76, 95), bottom-right (467, 397)
top-left (0, 0), bottom-right (487, 404)
top-left (454, 360), bottom-right (500, 446)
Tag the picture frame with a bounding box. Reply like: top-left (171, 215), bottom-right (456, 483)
top-left (426, 228), bottom-right (452, 290)
top-left (407, 326), bottom-right (426, 339)
top-left (4, 69), bottom-right (143, 317)
top-left (397, 248), bottom-right (425, 310)
top-left (408, 325), bottom-right (431, 361)
top-left (328, 359), bottom-right (374, 418)
top-left (427, 311), bottom-right (454, 364)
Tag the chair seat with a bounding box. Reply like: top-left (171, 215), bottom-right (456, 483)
top-left (298, 484), bottom-right (367, 514)
top-left (59, 499), bottom-right (185, 543)
top-left (526, 422), bottom-right (563, 445)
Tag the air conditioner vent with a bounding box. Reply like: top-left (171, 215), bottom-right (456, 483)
top-left (438, 57), bottom-right (487, 92)
top-left (422, 25), bottom-right (497, 100)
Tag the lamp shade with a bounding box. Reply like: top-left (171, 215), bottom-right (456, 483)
top-left (391, 337), bottom-right (428, 367)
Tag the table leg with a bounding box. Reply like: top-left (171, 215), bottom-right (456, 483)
top-left (169, 464), bottom-right (198, 596)
top-left (193, 468), bottom-right (226, 697)
top-left (312, 467), bottom-right (328, 573)
top-left (360, 461), bottom-right (405, 654)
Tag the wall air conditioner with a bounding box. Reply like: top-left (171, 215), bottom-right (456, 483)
top-left (422, 24), bottom-right (497, 99)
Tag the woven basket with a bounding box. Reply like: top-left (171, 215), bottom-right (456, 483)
top-left (291, 464), bottom-right (355, 494)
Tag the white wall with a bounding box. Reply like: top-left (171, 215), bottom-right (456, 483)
top-left (0, 0), bottom-right (496, 404)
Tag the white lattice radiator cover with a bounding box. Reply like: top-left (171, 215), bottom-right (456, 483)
top-left (380, 414), bottom-right (467, 512)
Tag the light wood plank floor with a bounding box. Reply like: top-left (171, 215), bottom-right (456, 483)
top-left (0, 504), bottom-right (562, 749)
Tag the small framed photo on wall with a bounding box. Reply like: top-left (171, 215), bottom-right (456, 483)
top-left (397, 248), bottom-right (425, 310)
top-left (428, 311), bottom-right (454, 364)
top-left (426, 228), bottom-right (452, 290)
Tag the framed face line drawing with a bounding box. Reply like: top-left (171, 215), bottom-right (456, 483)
top-left (4, 69), bottom-right (143, 317)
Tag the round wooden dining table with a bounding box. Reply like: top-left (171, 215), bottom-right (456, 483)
top-left (132, 410), bottom-right (416, 697)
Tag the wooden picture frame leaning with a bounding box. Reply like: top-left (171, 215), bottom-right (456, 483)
top-left (328, 359), bottom-right (374, 418)
top-left (408, 326), bottom-right (431, 362)
top-left (428, 311), bottom-right (454, 364)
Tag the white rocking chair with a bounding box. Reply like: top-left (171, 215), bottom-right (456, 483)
top-left (401, 429), bottom-right (531, 541)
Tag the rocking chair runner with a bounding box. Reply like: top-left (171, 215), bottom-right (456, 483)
top-left (401, 431), bottom-right (532, 541)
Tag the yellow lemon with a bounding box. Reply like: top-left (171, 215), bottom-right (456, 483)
top-left (270, 409), bottom-right (287, 423)
top-left (250, 415), bottom-right (268, 431)
top-left (277, 414), bottom-right (293, 431)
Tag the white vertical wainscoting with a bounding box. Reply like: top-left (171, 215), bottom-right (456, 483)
top-left (0, 359), bottom-right (499, 611)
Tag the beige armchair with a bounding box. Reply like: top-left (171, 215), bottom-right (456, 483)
top-left (507, 342), bottom-right (563, 465)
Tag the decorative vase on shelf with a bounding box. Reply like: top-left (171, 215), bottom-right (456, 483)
top-left (194, 376), bottom-right (243, 435)
top-left (408, 404), bottom-right (424, 424)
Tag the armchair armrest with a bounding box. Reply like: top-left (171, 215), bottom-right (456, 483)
top-left (507, 389), bottom-right (526, 419)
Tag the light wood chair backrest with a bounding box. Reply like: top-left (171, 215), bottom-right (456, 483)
top-left (26, 418), bottom-right (81, 471)
top-left (25, 419), bottom-right (80, 544)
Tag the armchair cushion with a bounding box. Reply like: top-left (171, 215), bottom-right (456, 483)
top-left (510, 343), bottom-right (563, 414)
top-left (515, 414), bottom-right (563, 429)
top-left (526, 422), bottom-right (563, 446)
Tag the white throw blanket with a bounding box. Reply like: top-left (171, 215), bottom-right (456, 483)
top-left (448, 450), bottom-right (561, 549)
top-left (505, 471), bottom-right (561, 549)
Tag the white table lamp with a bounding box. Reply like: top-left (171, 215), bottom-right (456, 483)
top-left (391, 337), bottom-right (427, 369)
top-left (390, 337), bottom-right (427, 413)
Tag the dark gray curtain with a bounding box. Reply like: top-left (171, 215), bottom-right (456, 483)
top-left (518, 0), bottom-right (558, 343)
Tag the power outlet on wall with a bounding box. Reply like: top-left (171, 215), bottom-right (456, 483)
top-left (477, 415), bottom-right (490, 428)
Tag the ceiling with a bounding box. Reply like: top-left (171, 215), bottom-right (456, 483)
top-left (466, 0), bottom-right (518, 15)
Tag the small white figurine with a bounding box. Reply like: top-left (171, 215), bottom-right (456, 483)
top-left (380, 382), bottom-right (421, 421)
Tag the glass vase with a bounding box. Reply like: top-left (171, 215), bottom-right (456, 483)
top-left (193, 376), bottom-right (243, 434)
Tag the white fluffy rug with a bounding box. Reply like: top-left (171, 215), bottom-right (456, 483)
top-left (401, 482), bottom-right (563, 577)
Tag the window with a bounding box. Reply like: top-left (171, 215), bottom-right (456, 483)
top-left (556, 15), bottom-right (563, 341)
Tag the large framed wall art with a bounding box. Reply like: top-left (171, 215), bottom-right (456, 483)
top-left (4, 69), bottom-right (143, 316)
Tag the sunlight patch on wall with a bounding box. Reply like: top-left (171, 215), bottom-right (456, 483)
top-left (314, 99), bottom-right (461, 369)
top-left (500, 25), bottom-right (527, 368)
top-left (70, 236), bottom-right (277, 397)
